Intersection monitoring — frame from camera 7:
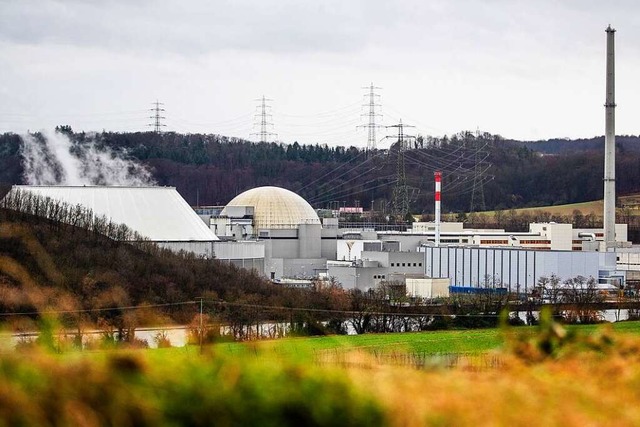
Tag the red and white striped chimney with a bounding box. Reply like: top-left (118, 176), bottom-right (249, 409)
top-left (435, 171), bottom-right (441, 247)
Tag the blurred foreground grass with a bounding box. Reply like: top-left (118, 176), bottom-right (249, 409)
top-left (0, 347), bottom-right (385, 427)
top-left (4, 319), bottom-right (640, 426)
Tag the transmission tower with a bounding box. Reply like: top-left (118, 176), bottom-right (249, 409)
top-left (469, 128), bottom-right (487, 212)
top-left (385, 120), bottom-right (416, 218)
top-left (148, 100), bottom-right (166, 133)
top-left (251, 95), bottom-right (277, 143)
top-left (357, 83), bottom-right (383, 150)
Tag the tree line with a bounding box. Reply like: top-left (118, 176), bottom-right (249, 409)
top-left (3, 129), bottom-right (640, 215)
top-left (0, 192), bottom-right (614, 348)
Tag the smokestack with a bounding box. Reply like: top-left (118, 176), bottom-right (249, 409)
top-left (435, 171), bottom-right (441, 247)
top-left (604, 25), bottom-right (616, 249)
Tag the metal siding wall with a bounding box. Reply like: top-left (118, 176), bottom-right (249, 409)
top-left (500, 250), bottom-right (509, 291)
top-left (484, 249), bottom-right (493, 286)
top-left (425, 247), bottom-right (432, 276)
top-left (526, 251), bottom-right (535, 292)
top-left (426, 248), bottom-right (609, 295)
top-left (455, 248), bottom-right (463, 285)
top-left (470, 248), bottom-right (479, 286)
top-left (467, 248), bottom-right (473, 286)
top-left (557, 252), bottom-right (573, 280)
top-left (509, 250), bottom-right (517, 292)
top-left (517, 251), bottom-right (526, 293)
top-left (441, 247), bottom-right (453, 278)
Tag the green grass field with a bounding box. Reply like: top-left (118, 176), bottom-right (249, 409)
top-left (6, 320), bottom-right (640, 425)
top-left (476, 200), bottom-right (604, 217)
top-left (204, 320), bottom-right (640, 358)
top-left (459, 193), bottom-right (640, 218)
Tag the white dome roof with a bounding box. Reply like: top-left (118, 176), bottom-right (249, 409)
top-left (222, 186), bottom-right (320, 230)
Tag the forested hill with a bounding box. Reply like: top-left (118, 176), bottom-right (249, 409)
top-left (2, 129), bottom-right (640, 214)
top-left (508, 135), bottom-right (640, 155)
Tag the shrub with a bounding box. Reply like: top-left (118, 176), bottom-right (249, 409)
top-left (0, 350), bottom-right (387, 426)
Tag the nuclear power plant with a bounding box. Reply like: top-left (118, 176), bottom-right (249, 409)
top-left (196, 25), bottom-right (636, 296)
top-left (5, 26), bottom-right (640, 299)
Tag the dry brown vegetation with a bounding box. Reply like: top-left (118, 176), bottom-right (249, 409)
top-left (349, 354), bottom-right (640, 426)
top-left (4, 314), bottom-right (640, 426)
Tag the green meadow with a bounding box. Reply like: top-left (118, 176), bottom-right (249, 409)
top-left (4, 320), bottom-right (640, 425)
top-left (210, 320), bottom-right (640, 357)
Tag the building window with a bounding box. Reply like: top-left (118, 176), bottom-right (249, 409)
top-left (413, 263), bottom-right (417, 267)
top-left (419, 263), bottom-right (422, 267)
top-left (390, 263), bottom-right (395, 267)
top-left (402, 263), bottom-right (406, 267)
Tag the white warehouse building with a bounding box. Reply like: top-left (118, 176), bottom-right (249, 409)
top-left (420, 245), bottom-right (622, 293)
top-left (329, 220), bottom-right (632, 294)
top-left (8, 185), bottom-right (265, 269)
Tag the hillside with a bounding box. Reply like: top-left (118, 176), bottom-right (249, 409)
top-left (2, 130), bottom-right (640, 215)
top-left (0, 202), bottom-right (367, 341)
top-left (466, 193), bottom-right (640, 220)
top-left (0, 206), bottom-right (276, 329)
top-left (509, 135), bottom-right (640, 155)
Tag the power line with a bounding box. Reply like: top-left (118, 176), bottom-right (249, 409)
top-left (385, 120), bottom-right (416, 218)
top-left (251, 95), bottom-right (277, 143)
top-left (0, 297), bottom-right (512, 320)
top-left (357, 83), bottom-right (383, 150)
top-left (0, 301), bottom-right (197, 317)
top-left (208, 299), bottom-right (507, 319)
top-left (470, 128), bottom-right (488, 212)
top-left (148, 100), bottom-right (166, 133)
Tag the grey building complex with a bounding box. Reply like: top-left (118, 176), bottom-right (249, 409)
top-left (12, 184), bottom-right (636, 298)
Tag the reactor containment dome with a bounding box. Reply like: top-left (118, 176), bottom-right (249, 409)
top-left (222, 186), bottom-right (320, 230)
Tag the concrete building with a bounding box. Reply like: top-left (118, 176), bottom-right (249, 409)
top-left (11, 185), bottom-right (220, 257)
top-left (383, 221), bottom-right (629, 253)
top-left (212, 186), bottom-right (334, 279)
top-left (329, 220), bottom-right (632, 295)
top-left (420, 245), bottom-right (622, 293)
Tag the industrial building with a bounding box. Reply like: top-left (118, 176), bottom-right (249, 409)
top-left (337, 221), bottom-right (630, 261)
top-left (327, 221), bottom-right (630, 294)
top-left (12, 185), bottom-right (219, 256)
top-left (210, 186), bottom-right (337, 278)
top-left (2, 27), bottom-right (634, 302)
top-left (8, 185), bottom-right (264, 269)
top-left (192, 180), bottom-right (635, 296)
top-left (421, 246), bottom-right (621, 293)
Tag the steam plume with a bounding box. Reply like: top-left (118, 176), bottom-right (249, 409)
top-left (20, 130), bottom-right (155, 186)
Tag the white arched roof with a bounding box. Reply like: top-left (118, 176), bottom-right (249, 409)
top-left (222, 186), bottom-right (320, 230)
top-left (14, 185), bottom-right (219, 242)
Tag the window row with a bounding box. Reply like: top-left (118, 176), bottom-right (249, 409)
top-left (390, 262), bottom-right (423, 267)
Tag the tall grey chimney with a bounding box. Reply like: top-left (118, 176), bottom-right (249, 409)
top-left (604, 25), bottom-right (616, 249)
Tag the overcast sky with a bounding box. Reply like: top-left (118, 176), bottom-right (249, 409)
top-left (0, 0), bottom-right (638, 147)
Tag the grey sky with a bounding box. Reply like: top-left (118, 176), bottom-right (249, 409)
top-left (0, 0), bottom-right (638, 147)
